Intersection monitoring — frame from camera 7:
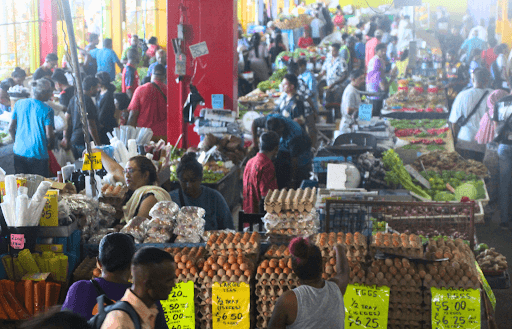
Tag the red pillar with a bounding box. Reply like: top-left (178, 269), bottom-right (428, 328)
top-left (166, 0), bottom-right (238, 148)
top-left (39, 0), bottom-right (58, 65)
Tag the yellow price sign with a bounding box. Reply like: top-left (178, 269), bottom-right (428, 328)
top-left (474, 262), bottom-right (496, 310)
top-left (82, 152), bottom-right (103, 171)
top-left (344, 283), bottom-right (390, 328)
top-left (431, 287), bottom-right (480, 329)
top-left (40, 190), bottom-right (59, 226)
top-left (161, 281), bottom-right (195, 329)
top-left (212, 282), bottom-right (250, 329)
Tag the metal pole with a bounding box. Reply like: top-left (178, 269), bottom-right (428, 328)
top-left (57, 0), bottom-right (97, 197)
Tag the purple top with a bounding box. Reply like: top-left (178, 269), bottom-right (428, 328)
top-left (366, 55), bottom-right (384, 100)
top-left (62, 278), bottom-right (131, 320)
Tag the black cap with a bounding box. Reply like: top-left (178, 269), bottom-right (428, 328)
top-left (51, 69), bottom-right (68, 85)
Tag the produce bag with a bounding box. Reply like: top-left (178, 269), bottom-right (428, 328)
top-left (174, 206), bottom-right (206, 243)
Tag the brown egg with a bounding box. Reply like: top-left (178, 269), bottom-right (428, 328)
top-left (240, 263), bottom-right (248, 271)
top-left (261, 261), bottom-right (268, 269)
top-left (217, 256), bottom-right (226, 266)
top-left (226, 269), bottom-right (233, 277)
top-left (274, 267), bottom-right (282, 274)
top-left (199, 270), bottom-right (206, 278)
top-left (269, 259), bottom-right (278, 268)
top-left (257, 267), bottom-right (264, 275)
top-left (181, 255), bottom-right (189, 263)
top-left (206, 258), bottom-right (214, 266)
top-left (240, 239), bottom-right (248, 244)
top-left (186, 260), bottom-right (193, 269)
top-left (220, 262), bottom-right (229, 271)
top-left (217, 269), bottom-right (226, 277)
top-left (190, 267), bottom-right (198, 275)
top-left (207, 270), bottom-right (215, 278)
top-left (278, 259), bottom-right (286, 269)
top-left (197, 259), bottom-right (205, 269)
top-left (203, 264), bottom-right (211, 272)
top-left (175, 269), bottom-right (181, 277)
top-left (207, 240), bottom-right (213, 246)
top-left (211, 263), bottom-right (219, 271)
top-left (231, 263), bottom-right (239, 271)
top-left (329, 258), bottom-right (336, 266)
top-left (237, 258), bottom-right (244, 265)
top-left (283, 267), bottom-right (291, 274)
top-left (228, 255), bottom-right (236, 264)
top-left (287, 258), bottom-right (293, 268)
top-left (182, 268), bottom-right (189, 276)
top-left (265, 267), bottom-right (273, 274)
top-left (244, 270), bottom-right (251, 277)
top-left (174, 254), bottom-right (182, 263)
top-left (234, 269), bottom-right (242, 276)
top-left (178, 262), bottom-right (186, 270)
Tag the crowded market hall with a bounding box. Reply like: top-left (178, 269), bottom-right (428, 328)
top-left (2, 0), bottom-right (512, 328)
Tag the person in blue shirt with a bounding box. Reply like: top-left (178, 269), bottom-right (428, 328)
top-left (9, 79), bottom-right (55, 177)
top-left (90, 38), bottom-right (124, 81)
top-left (169, 152), bottom-right (234, 231)
top-left (147, 49), bottom-right (167, 79)
top-left (298, 58), bottom-right (318, 110)
top-left (354, 33), bottom-right (365, 63)
top-left (460, 30), bottom-right (486, 64)
top-left (252, 113), bottom-right (313, 189)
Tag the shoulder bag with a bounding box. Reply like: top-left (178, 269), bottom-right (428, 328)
top-left (453, 90), bottom-right (489, 144)
top-left (151, 82), bottom-right (167, 102)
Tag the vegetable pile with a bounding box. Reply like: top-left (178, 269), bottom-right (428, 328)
top-left (412, 151), bottom-right (489, 177)
top-left (257, 68), bottom-right (287, 92)
top-left (383, 149), bottom-right (431, 199)
top-left (418, 170), bottom-right (485, 201)
top-left (389, 119), bottom-right (447, 130)
top-left (476, 248), bottom-right (508, 273)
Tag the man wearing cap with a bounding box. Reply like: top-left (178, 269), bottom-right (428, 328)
top-left (365, 29), bottom-right (383, 68)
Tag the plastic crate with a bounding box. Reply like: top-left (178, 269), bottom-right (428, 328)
top-left (313, 156), bottom-right (347, 173)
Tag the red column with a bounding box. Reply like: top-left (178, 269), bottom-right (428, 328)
top-left (167, 0), bottom-right (238, 148)
top-left (39, 0), bottom-right (58, 65)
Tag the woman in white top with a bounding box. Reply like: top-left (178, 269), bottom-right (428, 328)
top-left (268, 237), bottom-right (350, 329)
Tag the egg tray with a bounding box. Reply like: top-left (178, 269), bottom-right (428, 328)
top-left (388, 305), bottom-right (424, 321)
top-left (370, 246), bottom-right (424, 259)
top-left (264, 187), bottom-right (317, 214)
top-left (263, 245), bottom-right (291, 259)
top-left (389, 291), bottom-right (423, 304)
top-left (72, 256), bottom-right (97, 282)
top-left (206, 231), bottom-right (261, 255)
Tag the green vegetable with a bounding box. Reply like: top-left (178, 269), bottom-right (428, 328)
top-left (402, 145), bottom-right (421, 150)
top-left (475, 243), bottom-right (489, 252)
top-left (433, 191), bottom-right (455, 201)
top-left (454, 182), bottom-right (478, 200)
top-left (383, 149), bottom-right (431, 199)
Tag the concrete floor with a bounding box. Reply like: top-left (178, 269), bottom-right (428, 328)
top-left (476, 208), bottom-right (512, 329)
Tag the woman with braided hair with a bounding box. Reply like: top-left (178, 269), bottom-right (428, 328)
top-left (268, 237), bottom-right (349, 328)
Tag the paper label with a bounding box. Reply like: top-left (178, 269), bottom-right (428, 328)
top-left (39, 190), bottom-right (59, 227)
top-left (358, 103), bottom-right (373, 122)
top-left (431, 287), bottom-right (480, 329)
top-left (161, 281), bottom-right (195, 329)
top-left (212, 94), bottom-right (224, 109)
top-left (189, 41), bottom-right (209, 58)
top-left (82, 152), bottom-right (103, 171)
top-left (475, 261), bottom-right (496, 310)
top-left (10, 234), bottom-right (24, 249)
top-left (212, 282), bottom-right (250, 329)
top-left (344, 283), bottom-right (390, 328)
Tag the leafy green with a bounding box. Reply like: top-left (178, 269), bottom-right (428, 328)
top-left (383, 149), bottom-right (431, 199)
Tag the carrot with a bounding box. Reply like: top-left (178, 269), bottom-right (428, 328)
top-left (0, 280), bottom-right (15, 297)
top-left (4, 290), bottom-right (30, 319)
top-left (0, 303), bottom-right (9, 320)
top-left (0, 294), bottom-right (18, 320)
top-left (33, 281), bottom-right (46, 314)
top-left (15, 281), bottom-right (25, 305)
top-left (24, 280), bottom-right (34, 315)
top-left (45, 282), bottom-right (62, 309)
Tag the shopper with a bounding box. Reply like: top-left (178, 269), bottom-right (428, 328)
top-left (65, 76), bottom-right (102, 159)
top-left (146, 36), bottom-right (160, 60)
top-left (170, 153), bottom-right (234, 231)
top-left (461, 30), bottom-right (486, 64)
top-left (490, 43), bottom-right (509, 90)
top-left (248, 33), bottom-right (270, 84)
top-left (340, 36), bottom-right (356, 72)
top-left (83, 33), bottom-right (100, 76)
top-left (387, 36), bottom-right (398, 62)
top-left (100, 247), bottom-right (176, 329)
top-left (449, 68), bottom-right (492, 161)
top-left (319, 2), bottom-right (333, 36)
top-left (20, 307), bottom-right (91, 329)
top-left (297, 29), bottom-right (314, 49)
top-left (9, 79), bottom-right (55, 177)
top-left (0, 81), bottom-right (11, 113)
top-left (127, 64), bottom-right (167, 140)
top-left (252, 114), bottom-right (313, 189)
top-left (11, 67), bottom-right (27, 86)
top-left (33, 53), bottom-right (58, 80)
top-left (366, 43), bottom-right (390, 116)
top-left (268, 238), bottom-right (349, 328)
top-left (276, 72), bottom-right (306, 125)
top-left (269, 34), bottom-right (287, 66)
top-left (446, 27), bottom-right (464, 59)
top-left (482, 43), bottom-right (499, 70)
top-left (243, 132), bottom-right (279, 214)
top-left (318, 43), bottom-right (348, 104)
top-left (147, 49), bottom-right (167, 78)
top-left (341, 69), bottom-right (365, 120)
top-left (121, 34), bottom-right (144, 65)
top-left (51, 69), bottom-right (75, 111)
top-left (122, 48), bottom-right (141, 99)
top-left (354, 33), bottom-right (365, 63)
top-left (310, 13), bottom-right (324, 45)
top-left (365, 29), bottom-right (382, 68)
top-left (333, 9), bottom-right (345, 30)
top-left (115, 92), bottom-right (131, 125)
top-left (445, 50), bottom-right (470, 108)
top-left (95, 71), bottom-right (118, 145)
top-left (298, 58), bottom-right (318, 109)
top-left (62, 233), bottom-right (136, 320)
top-left (492, 89), bottom-right (512, 228)
top-left (90, 38), bottom-right (124, 82)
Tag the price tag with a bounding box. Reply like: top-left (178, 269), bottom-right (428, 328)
top-left (82, 152), bottom-right (103, 171)
top-left (10, 234), bottom-right (24, 249)
top-left (161, 281), bottom-right (195, 329)
top-left (40, 190), bottom-right (59, 226)
top-left (212, 282), bottom-right (250, 329)
top-left (431, 287), bottom-right (480, 329)
top-left (344, 283), bottom-right (390, 328)
top-left (358, 103), bottom-right (373, 122)
top-left (189, 41), bottom-right (209, 58)
top-left (475, 261), bottom-right (496, 310)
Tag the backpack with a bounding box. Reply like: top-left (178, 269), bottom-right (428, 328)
top-left (88, 294), bottom-right (142, 329)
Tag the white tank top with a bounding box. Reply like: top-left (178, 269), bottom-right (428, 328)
top-left (287, 280), bottom-right (344, 329)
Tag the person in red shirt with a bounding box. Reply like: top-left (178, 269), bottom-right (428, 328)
top-left (333, 10), bottom-right (345, 30)
top-left (121, 48), bottom-right (140, 98)
top-left (127, 64), bottom-right (167, 140)
top-left (298, 29), bottom-right (314, 49)
top-left (481, 43), bottom-right (499, 70)
top-left (365, 29), bottom-right (383, 68)
top-left (243, 132), bottom-right (280, 214)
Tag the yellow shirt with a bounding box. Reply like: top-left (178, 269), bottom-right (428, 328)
top-left (396, 58), bottom-right (409, 78)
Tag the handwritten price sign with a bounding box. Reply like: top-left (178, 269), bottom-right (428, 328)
top-left (161, 281), bottom-right (195, 329)
top-left (344, 283), bottom-right (389, 328)
top-left (431, 287), bottom-right (480, 329)
top-left (10, 234), bottom-right (24, 249)
top-left (212, 282), bottom-right (250, 329)
top-left (189, 42), bottom-right (209, 58)
top-left (40, 190), bottom-right (58, 226)
top-left (82, 152), bottom-right (103, 171)
top-left (475, 261), bottom-right (496, 310)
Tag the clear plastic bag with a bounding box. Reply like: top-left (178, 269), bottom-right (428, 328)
top-left (174, 206), bottom-right (206, 242)
top-left (120, 216), bottom-right (149, 243)
top-left (149, 201), bottom-right (179, 219)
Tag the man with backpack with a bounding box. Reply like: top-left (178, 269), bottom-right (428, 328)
top-left (94, 247), bottom-right (176, 329)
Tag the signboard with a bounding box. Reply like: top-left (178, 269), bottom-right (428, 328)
top-left (189, 42), bottom-right (209, 58)
top-left (82, 152), bottom-right (102, 171)
top-left (10, 234), bottom-right (24, 249)
top-left (431, 287), bottom-right (480, 329)
top-left (344, 283), bottom-right (390, 328)
top-left (161, 281), bottom-right (195, 329)
top-left (358, 104), bottom-right (373, 122)
top-left (212, 282), bottom-right (250, 329)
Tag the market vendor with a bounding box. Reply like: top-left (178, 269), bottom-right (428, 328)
top-left (95, 152), bottom-right (173, 221)
top-left (169, 152), bottom-right (234, 231)
top-left (274, 73), bottom-right (306, 125)
top-left (252, 114), bottom-right (313, 189)
top-left (317, 43), bottom-right (348, 105)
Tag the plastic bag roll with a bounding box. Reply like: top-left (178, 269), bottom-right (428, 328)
top-left (115, 140), bottom-right (129, 164)
top-left (27, 181), bottom-right (51, 225)
top-left (4, 175), bottom-right (17, 200)
top-left (15, 194), bottom-right (29, 227)
top-left (18, 186), bottom-right (28, 196)
top-left (127, 139), bottom-right (137, 155)
top-left (1, 202), bottom-right (14, 226)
